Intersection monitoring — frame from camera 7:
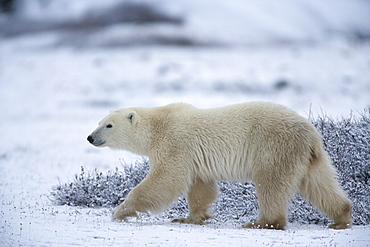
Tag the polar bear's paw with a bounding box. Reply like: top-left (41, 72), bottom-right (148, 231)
top-left (172, 212), bottom-right (213, 225)
top-left (242, 221), bottom-right (285, 230)
top-left (172, 217), bottom-right (206, 225)
top-left (112, 203), bottom-right (138, 221)
top-left (328, 222), bottom-right (352, 230)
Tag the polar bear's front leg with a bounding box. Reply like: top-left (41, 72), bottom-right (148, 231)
top-left (112, 185), bottom-right (149, 221)
top-left (112, 165), bottom-right (189, 222)
top-left (113, 201), bottom-right (139, 221)
top-left (172, 178), bottom-right (219, 225)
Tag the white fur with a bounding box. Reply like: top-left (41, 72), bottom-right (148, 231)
top-left (88, 102), bottom-right (352, 229)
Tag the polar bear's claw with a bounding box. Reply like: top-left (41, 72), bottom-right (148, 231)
top-left (172, 217), bottom-right (206, 225)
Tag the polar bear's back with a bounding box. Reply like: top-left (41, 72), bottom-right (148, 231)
top-left (170, 102), bottom-right (316, 141)
top-left (157, 102), bottom-right (321, 181)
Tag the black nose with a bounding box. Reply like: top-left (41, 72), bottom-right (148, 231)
top-left (87, 135), bottom-right (94, 144)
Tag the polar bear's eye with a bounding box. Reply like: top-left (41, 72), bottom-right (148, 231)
top-left (106, 124), bottom-right (113, 128)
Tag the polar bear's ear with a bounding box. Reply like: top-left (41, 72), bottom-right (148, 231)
top-left (128, 111), bottom-right (138, 124)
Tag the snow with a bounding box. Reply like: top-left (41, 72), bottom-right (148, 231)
top-left (1, 0), bottom-right (370, 246)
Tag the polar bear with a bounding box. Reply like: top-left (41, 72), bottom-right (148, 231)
top-left (87, 102), bottom-right (352, 230)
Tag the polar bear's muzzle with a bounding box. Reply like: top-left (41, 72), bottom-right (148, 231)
top-left (87, 135), bottom-right (106, 147)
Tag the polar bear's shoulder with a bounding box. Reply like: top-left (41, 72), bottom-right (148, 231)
top-left (162, 103), bottom-right (195, 110)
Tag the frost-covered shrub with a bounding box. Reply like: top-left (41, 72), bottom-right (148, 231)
top-left (51, 110), bottom-right (369, 225)
top-left (50, 159), bottom-right (150, 207)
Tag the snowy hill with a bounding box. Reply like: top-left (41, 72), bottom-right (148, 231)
top-left (1, 0), bottom-right (370, 46)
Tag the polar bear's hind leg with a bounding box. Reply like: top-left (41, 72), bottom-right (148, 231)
top-left (242, 175), bottom-right (293, 230)
top-left (299, 151), bottom-right (352, 229)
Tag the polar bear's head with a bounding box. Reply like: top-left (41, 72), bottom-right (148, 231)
top-left (87, 109), bottom-right (146, 154)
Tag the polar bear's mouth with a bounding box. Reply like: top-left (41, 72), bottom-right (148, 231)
top-left (93, 140), bottom-right (106, 147)
top-left (87, 135), bottom-right (106, 147)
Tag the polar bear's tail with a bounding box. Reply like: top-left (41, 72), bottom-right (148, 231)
top-left (298, 142), bottom-right (352, 229)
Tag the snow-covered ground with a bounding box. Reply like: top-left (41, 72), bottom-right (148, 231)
top-left (1, 0), bottom-right (370, 246)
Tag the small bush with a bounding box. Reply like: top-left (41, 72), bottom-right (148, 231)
top-left (50, 110), bottom-right (370, 225)
top-left (50, 159), bottom-right (149, 207)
